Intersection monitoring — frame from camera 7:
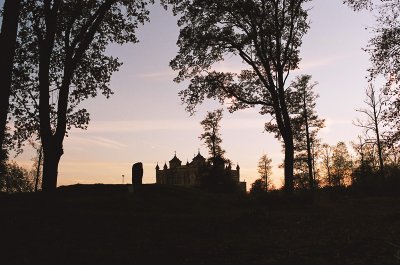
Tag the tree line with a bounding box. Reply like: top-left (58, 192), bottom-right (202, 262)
top-left (1, 0), bottom-right (400, 195)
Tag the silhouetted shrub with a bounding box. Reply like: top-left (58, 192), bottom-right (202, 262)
top-left (2, 161), bottom-right (34, 193)
top-left (249, 178), bottom-right (266, 195)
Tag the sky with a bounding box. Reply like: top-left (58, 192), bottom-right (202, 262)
top-left (9, 0), bottom-right (379, 188)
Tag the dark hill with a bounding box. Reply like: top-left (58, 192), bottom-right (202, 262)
top-left (1, 184), bottom-right (400, 265)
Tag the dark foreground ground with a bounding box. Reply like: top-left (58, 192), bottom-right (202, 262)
top-left (1, 184), bottom-right (400, 265)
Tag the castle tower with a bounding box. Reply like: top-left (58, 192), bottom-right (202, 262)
top-left (169, 153), bottom-right (182, 169)
top-left (191, 151), bottom-right (206, 167)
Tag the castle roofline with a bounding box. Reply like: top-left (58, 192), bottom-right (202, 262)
top-left (169, 151), bottom-right (181, 163)
top-left (192, 151), bottom-right (205, 161)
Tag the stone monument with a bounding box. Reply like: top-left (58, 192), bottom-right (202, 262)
top-left (132, 162), bottom-right (143, 190)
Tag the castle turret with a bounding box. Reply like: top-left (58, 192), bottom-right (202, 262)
top-left (169, 154), bottom-right (182, 169)
top-left (156, 163), bottom-right (160, 171)
top-left (236, 164), bottom-right (240, 170)
top-left (192, 151), bottom-right (206, 167)
top-left (163, 162), bottom-right (168, 170)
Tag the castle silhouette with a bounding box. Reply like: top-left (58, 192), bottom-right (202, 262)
top-left (156, 151), bottom-right (246, 191)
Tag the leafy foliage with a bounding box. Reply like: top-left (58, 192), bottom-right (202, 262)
top-left (1, 161), bottom-right (34, 193)
top-left (344, 0), bottom-right (400, 149)
top-left (10, 0), bottom-right (152, 147)
top-left (344, 0), bottom-right (373, 11)
top-left (0, 149), bottom-right (9, 190)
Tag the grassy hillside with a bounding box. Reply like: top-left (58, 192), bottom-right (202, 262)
top-left (1, 184), bottom-right (400, 265)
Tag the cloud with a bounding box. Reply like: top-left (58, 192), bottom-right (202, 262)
top-left (295, 54), bottom-right (347, 72)
top-left (67, 136), bottom-right (127, 149)
top-left (68, 116), bottom-right (271, 136)
top-left (211, 60), bottom-right (246, 74)
top-left (135, 70), bottom-right (176, 80)
top-left (326, 118), bottom-right (353, 126)
top-left (222, 118), bottom-right (266, 131)
top-left (69, 120), bottom-right (200, 134)
top-left (319, 118), bottom-right (353, 135)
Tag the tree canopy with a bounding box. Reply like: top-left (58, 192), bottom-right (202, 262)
top-left (169, 0), bottom-right (311, 195)
top-left (199, 109), bottom-right (225, 161)
top-left (345, 0), bottom-right (400, 146)
top-left (290, 75), bottom-right (324, 190)
top-left (9, 0), bottom-right (153, 191)
top-left (257, 154), bottom-right (273, 191)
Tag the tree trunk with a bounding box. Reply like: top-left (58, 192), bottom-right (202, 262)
top-left (34, 146), bottom-right (43, 192)
top-left (38, 0), bottom-right (62, 192)
top-left (5, 168), bottom-right (10, 193)
top-left (280, 102), bottom-right (295, 195)
top-left (41, 139), bottom-right (63, 192)
top-left (0, 0), bottom-right (21, 151)
top-left (306, 135), bottom-right (313, 190)
top-left (304, 111), bottom-right (314, 191)
top-left (374, 112), bottom-right (384, 185)
top-left (312, 141), bottom-right (317, 187)
top-left (283, 134), bottom-right (294, 195)
top-left (265, 162), bottom-right (269, 192)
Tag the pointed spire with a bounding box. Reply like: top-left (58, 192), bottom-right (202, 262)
top-left (236, 163), bottom-right (240, 170)
top-left (156, 163), bottom-right (160, 170)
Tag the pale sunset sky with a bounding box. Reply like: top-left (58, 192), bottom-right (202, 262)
top-left (7, 0), bottom-right (379, 188)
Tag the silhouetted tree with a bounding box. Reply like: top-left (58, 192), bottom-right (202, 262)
top-left (345, 1), bottom-right (400, 151)
top-left (354, 84), bottom-right (387, 183)
top-left (0, 0), bottom-right (21, 155)
top-left (290, 75), bottom-right (324, 190)
top-left (351, 134), bottom-right (382, 192)
top-left (310, 138), bottom-right (323, 187)
top-left (384, 164), bottom-right (400, 195)
top-left (28, 140), bottom-right (43, 192)
top-left (351, 135), bottom-right (371, 185)
top-left (321, 143), bottom-right (333, 186)
top-left (257, 154), bottom-right (272, 191)
top-left (0, 149), bottom-right (9, 191)
top-left (169, 0), bottom-right (311, 195)
top-left (199, 109), bottom-right (225, 162)
top-left (384, 142), bottom-right (400, 167)
top-left (10, 0), bottom-right (152, 192)
top-left (331, 142), bottom-right (353, 187)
